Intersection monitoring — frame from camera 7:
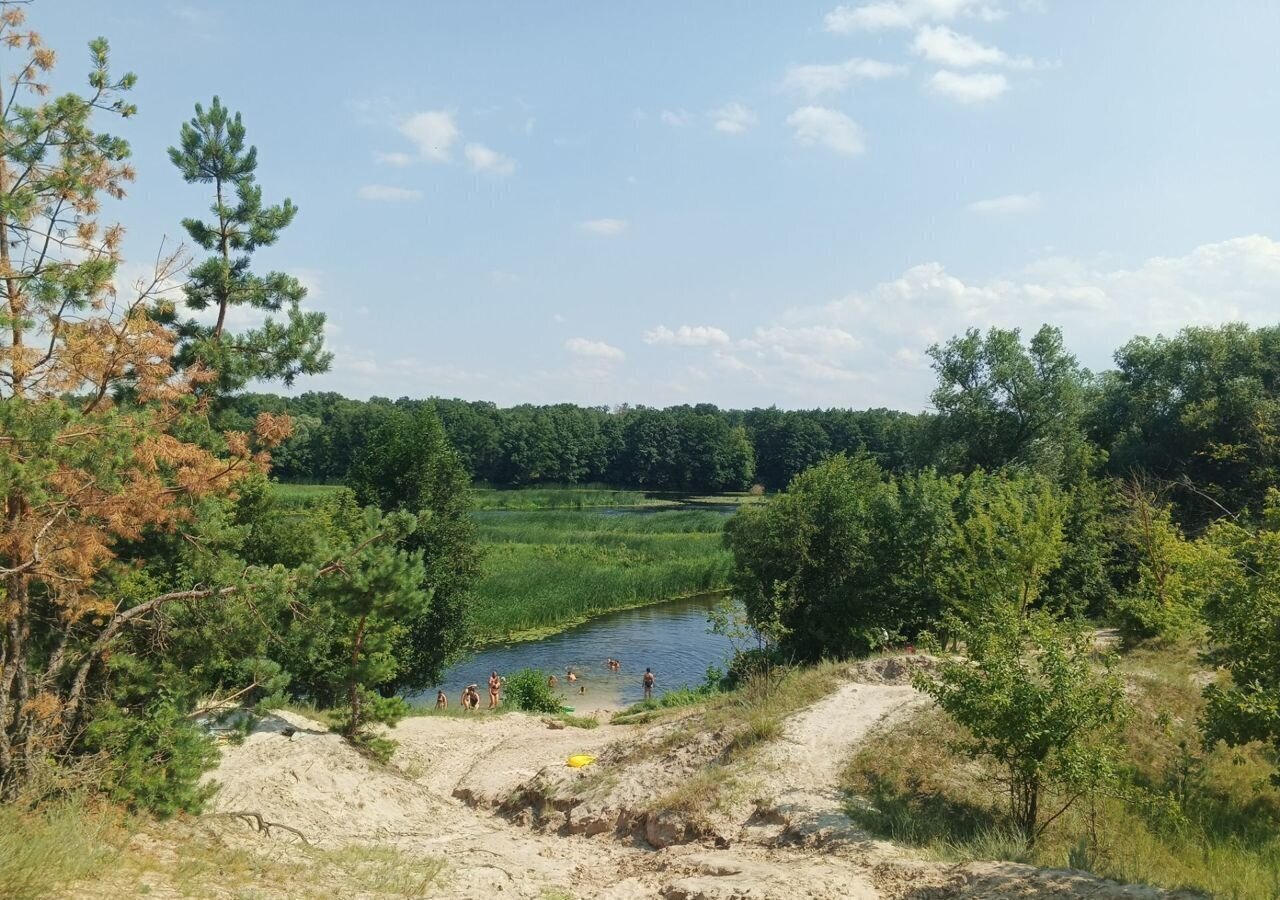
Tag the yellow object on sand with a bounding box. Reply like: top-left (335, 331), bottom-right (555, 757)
top-left (566, 754), bottom-right (596, 768)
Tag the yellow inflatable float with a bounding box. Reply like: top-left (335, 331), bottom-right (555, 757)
top-left (566, 754), bottom-right (596, 768)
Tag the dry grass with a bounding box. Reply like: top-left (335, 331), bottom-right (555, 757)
top-left (841, 641), bottom-right (1280, 899)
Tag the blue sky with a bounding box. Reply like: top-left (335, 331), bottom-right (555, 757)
top-left (36, 0), bottom-right (1280, 410)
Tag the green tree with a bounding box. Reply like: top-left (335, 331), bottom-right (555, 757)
top-left (347, 404), bottom-right (483, 690)
top-left (948, 471), bottom-right (1068, 623)
top-left (916, 610), bottom-right (1129, 845)
top-left (1200, 492), bottom-right (1280, 779)
top-left (725, 454), bottom-right (895, 660)
top-left (928, 325), bottom-right (1088, 477)
top-left (165, 96), bottom-right (329, 392)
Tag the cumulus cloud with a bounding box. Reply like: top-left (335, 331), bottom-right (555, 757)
top-left (786, 106), bottom-right (865, 156)
top-left (825, 0), bottom-right (1003, 33)
top-left (968, 192), bottom-right (1041, 214)
top-left (357, 184), bottom-right (423, 202)
top-left (912, 25), bottom-right (1031, 68)
top-left (711, 102), bottom-right (758, 135)
top-left (660, 109), bottom-right (695, 126)
top-left (782, 58), bottom-right (908, 97)
top-left (399, 110), bottom-right (459, 162)
top-left (565, 337), bottom-right (626, 361)
top-left (580, 218), bottom-right (628, 236)
top-left (928, 70), bottom-right (1009, 103)
top-left (465, 142), bottom-right (516, 176)
top-left (644, 325), bottom-right (732, 347)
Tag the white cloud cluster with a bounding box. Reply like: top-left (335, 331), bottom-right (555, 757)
top-left (399, 110), bottom-right (459, 162)
top-left (660, 108), bottom-right (695, 126)
top-left (783, 58), bottom-right (908, 97)
top-left (711, 102), bottom-right (758, 135)
top-left (644, 324), bottom-right (732, 346)
top-left (580, 218), bottom-right (629, 236)
top-left (786, 106), bottom-right (865, 156)
top-left (464, 142), bottom-right (516, 176)
top-left (912, 25), bottom-right (1030, 68)
top-left (565, 337), bottom-right (626, 361)
top-left (382, 110), bottom-right (516, 178)
top-left (825, 0), bottom-right (1003, 33)
top-left (927, 70), bottom-right (1008, 103)
top-left (968, 192), bottom-right (1041, 214)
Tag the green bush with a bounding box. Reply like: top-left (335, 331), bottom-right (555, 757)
top-left (80, 699), bottom-right (218, 817)
top-left (503, 668), bottom-right (563, 713)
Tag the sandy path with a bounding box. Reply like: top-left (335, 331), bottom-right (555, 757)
top-left (755, 680), bottom-right (926, 835)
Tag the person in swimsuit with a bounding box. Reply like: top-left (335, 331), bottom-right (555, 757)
top-left (566, 668), bottom-right (577, 683)
top-left (642, 667), bottom-right (655, 700)
top-left (436, 690), bottom-right (448, 710)
top-left (548, 674), bottom-right (559, 688)
top-left (464, 684), bottom-right (480, 711)
top-left (488, 671), bottom-right (502, 709)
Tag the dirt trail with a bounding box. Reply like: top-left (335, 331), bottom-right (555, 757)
top-left (73, 660), bottom-right (1198, 899)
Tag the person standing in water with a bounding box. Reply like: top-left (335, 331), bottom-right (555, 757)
top-left (642, 667), bottom-right (655, 700)
top-left (436, 690), bottom-right (448, 710)
top-left (488, 671), bottom-right (502, 709)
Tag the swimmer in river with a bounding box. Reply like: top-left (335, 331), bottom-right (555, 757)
top-left (643, 667), bottom-right (655, 700)
top-left (436, 690), bottom-right (448, 710)
top-left (488, 670), bottom-right (502, 709)
top-left (548, 674), bottom-right (558, 688)
top-left (566, 668), bottom-right (577, 683)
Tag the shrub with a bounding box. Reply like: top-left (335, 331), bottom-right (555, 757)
top-left (503, 668), bottom-right (564, 713)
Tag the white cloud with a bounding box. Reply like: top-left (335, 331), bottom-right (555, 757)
top-left (580, 218), bottom-right (628, 236)
top-left (786, 106), bottom-right (865, 156)
top-left (710, 102), bottom-right (758, 135)
top-left (661, 109), bottom-right (695, 126)
top-left (928, 70), bottom-right (1009, 103)
top-left (782, 58), bottom-right (908, 97)
top-left (968, 192), bottom-right (1041, 214)
top-left (357, 184), bottom-right (423, 202)
top-left (644, 324), bottom-right (732, 347)
top-left (912, 25), bottom-right (1032, 68)
top-left (399, 110), bottom-right (459, 162)
top-left (565, 337), bottom-right (626, 361)
top-left (825, 0), bottom-right (1002, 33)
top-left (465, 142), bottom-right (516, 176)
top-left (375, 151), bottom-right (414, 167)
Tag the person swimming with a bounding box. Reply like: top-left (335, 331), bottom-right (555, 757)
top-left (566, 668), bottom-right (577, 683)
top-left (547, 674), bottom-right (559, 688)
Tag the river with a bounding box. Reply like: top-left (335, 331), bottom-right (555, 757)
top-left (424, 593), bottom-right (736, 710)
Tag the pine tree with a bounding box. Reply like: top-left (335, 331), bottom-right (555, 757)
top-left (165, 97), bottom-right (330, 392)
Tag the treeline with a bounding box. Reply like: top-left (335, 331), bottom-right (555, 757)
top-left (218, 321), bottom-right (1280, 525)
top-left (214, 394), bottom-right (922, 493)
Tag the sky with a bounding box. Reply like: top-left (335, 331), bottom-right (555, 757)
top-left (33, 0), bottom-right (1280, 411)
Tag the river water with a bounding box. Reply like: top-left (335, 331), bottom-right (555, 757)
top-left (425, 593), bottom-right (735, 710)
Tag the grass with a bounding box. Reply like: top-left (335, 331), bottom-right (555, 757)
top-left (841, 642), bottom-right (1280, 899)
top-left (472, 485), bottom-right (675, 510)
top-left (470, 508), bottom-right (733, 642)
top-left (270, 482), bottom-right (346, 508)
top-left (0, 802), bottom-right (124, 900)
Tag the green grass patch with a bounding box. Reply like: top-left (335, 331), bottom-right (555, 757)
top-left (0, 802), bottom-right (124, 900)
top-left (470, 508), bottom-right (733, 642)
top-left (841, 642), bottom-right (1280, 899)
top-left (270, 482), bottom-right (346, 508)
top-left (472, 485), bottom-right (676, 510)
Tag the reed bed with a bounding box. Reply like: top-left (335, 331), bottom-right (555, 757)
top-left (470, 508), bottom-right (733, 642)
